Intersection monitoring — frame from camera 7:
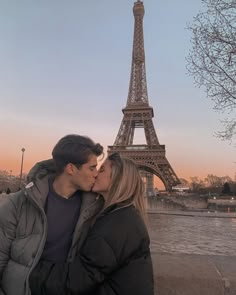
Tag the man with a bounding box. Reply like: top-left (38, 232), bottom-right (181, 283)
top-left (0, 134), bottom-right (104, 295)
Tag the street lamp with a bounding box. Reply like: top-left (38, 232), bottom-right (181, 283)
top-left (19, 148), bottom-right (26, 188)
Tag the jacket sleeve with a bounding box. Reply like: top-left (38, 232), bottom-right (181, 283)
top-left (30, 236), bottom-right (118, 295)
top-left (0, 197), bottom-right (18, 281)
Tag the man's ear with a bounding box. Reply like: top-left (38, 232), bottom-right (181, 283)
top-left (64, 163), bottom-right (75, 175)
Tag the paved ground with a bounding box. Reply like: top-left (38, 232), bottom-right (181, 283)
top-left (152, 253), bottom-right (236, 295)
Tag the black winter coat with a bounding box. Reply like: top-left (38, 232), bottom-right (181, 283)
top-left (30, 204), bottom-right (154, 295)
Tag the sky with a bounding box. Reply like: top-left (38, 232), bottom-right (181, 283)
top-left (0, 0), bottom-right (235, 185)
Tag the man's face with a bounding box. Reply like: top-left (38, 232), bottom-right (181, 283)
top-left (92, 159), bottom-right (112, 197)
top-left (71, 154), bottom-right (98, 191)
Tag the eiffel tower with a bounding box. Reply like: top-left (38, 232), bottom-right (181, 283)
top-left (108, 0), bottom-right (180, 191)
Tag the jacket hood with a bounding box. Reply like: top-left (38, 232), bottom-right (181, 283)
top-left (27, 159), bottom-right (56, 183)
top-left (24, 159), bottom-right (56, 207)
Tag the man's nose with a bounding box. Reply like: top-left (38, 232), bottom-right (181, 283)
top-left (93, 169), bottom-right (98, 177)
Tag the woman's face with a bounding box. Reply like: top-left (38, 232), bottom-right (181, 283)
top-left (92, 159), bottom-right (112, 196)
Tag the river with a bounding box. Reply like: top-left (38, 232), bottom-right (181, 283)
top-left (148, 206), bottom-right (236, 256)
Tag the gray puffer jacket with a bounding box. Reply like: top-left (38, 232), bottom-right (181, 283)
top-left (0, 159), bottom-right (104, 295)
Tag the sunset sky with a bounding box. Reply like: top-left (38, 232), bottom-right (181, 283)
top-left (0, 0), bottom-right (235, 185)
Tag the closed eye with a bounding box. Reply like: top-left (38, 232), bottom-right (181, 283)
top-left (99, 166), bottom-right (105, 173)
top-left (89, 165), bottom-right (97, 171)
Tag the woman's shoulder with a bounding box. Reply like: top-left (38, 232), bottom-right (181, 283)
top-left (89, 204), bottom-right (150, 263)
top-left (93, 204), bottom-right (149, 241)
top-left (100, 204), bottom-right (141, 224)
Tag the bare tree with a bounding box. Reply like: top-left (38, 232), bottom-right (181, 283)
top-left (179, 178), bottom-right (189, 187)
top-left (189, 176), bottom-right (205, 192)
top-left (204, 174), bottom-right (232, 187)
top-left (0, 170), bottom-right (24, 193)
top-left (187, 0), bottom-right (236, 143)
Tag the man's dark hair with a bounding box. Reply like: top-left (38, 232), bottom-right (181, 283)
top-left (52, 134), bottom-right (103, 174)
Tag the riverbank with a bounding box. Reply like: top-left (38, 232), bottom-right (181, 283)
top-left (147, 209), bottom-right (236, 218)
top-left (152, 253), bottom-right (236, 295)
top-left (146, 194), bottom-right (236, 213)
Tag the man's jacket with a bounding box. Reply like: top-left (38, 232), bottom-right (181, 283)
top-left (0, 159), bottom-right (104, 295)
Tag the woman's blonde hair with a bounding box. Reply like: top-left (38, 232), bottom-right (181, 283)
top-left (104, 153), bottom-right (147, 224)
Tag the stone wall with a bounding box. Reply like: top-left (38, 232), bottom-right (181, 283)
top-left (208, 199), bottom-right (236, 212)
top-left (148, 195), bottom-right (236, 213)
top-left (150, 195), bottom-right (208, 210)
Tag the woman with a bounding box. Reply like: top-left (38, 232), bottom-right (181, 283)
top-left (30, 153), bottom-right (154, 295)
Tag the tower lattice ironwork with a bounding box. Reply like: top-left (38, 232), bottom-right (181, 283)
top-left (108, 0), bottom-right (180, 191)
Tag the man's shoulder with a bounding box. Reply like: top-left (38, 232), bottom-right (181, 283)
top-left (0, 191), bottom-right (26, 226)
top-left (0, 190), bottom-right (26, 210)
